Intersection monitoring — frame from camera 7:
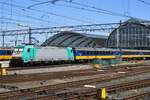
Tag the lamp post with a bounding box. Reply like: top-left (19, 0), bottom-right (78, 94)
top-left (2, 32), bottom-right (5, 47)
top-left (28, 27), bottom-right (32, 44)
top-left (116, 21), bottom-right (122, 63)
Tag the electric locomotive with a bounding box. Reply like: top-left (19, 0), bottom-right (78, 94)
top-left (10, 45), bottom-right (74, 66)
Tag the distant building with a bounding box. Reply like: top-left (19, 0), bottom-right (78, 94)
top-left (107, 18), bottom-right (150, 49)
top-left (42, 31), bottom-right (108, 48)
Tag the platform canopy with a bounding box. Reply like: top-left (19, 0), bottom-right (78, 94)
top-left (42, 31), bottom-right (108, 48)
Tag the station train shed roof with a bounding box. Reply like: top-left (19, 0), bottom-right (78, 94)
top-left (107, 18), bottom-right (150, 50)
top-left (42, 31), bottom-right (108, 48)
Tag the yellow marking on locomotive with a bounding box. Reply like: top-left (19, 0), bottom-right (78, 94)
top-left (0, 55), bottom-right (12, 60)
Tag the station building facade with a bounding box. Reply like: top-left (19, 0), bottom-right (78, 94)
top-left (107, 18), bottom-right (150, 50)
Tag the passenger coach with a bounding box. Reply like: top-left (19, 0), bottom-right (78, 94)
top-left (0, 48), bottom-right (12, 61)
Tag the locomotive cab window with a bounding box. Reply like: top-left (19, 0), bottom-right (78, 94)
top-left (27, 48), bottom-right (30, 52)
top-left (14, 49), bottom-right (18, 52)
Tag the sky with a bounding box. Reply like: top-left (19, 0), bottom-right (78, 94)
top-left (0, 0), bottom-right (150, 46)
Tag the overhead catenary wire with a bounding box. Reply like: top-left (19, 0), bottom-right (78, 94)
top-left (28, 0), bottom-right (133, 18)
top-left (0, 17), bottom-right (43, 26)
top-left (29, 0), bottom-right (44, 3)
top-left (28, 0), bottom-right (54, 8)
top-left (29, 0), bottom-right (123, 17)
top-left (52, 3), bottom-right (120, 16)
top-left (28, 0), bottom-right (98, 23)
top-left (0, 22), bottom-right (120, 35)
top-left (0, 1), bottom-right (92, 24)
top-left (63, 0), bottom-right (131, 18)
top-left (1, 8), bottom-right (62, 25)
top-left (0, 14), bottom-right (60, 28)
top-left (137, 0), bottom-right (150, 6)
top-left (0, 0), bottom-right (45, 29)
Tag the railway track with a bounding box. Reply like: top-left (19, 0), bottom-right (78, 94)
top-left (0, 66), bottom-right (149, 100)
top-left (0, 69), bottom-right (99, 83)
top-left (0, 65), bottom-right (133, 84)
top-left (31, 78), bottom-right (150, 100)
top-left (0, 63), bottom-right (89, 71)
top-left (26, 78), bottom-right (150, 100)
top-left (125, 92), bottom-right (150, 100)
top-left (0, 63), bottom-right (149, 84)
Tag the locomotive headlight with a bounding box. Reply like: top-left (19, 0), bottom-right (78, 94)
top-left (19, 49), bottom-right (23, 52)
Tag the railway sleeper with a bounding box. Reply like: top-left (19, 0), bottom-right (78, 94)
top-left (107, 80), bottom-right (150, 93)
top-left (125, 92), bottom-right (150, 100)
